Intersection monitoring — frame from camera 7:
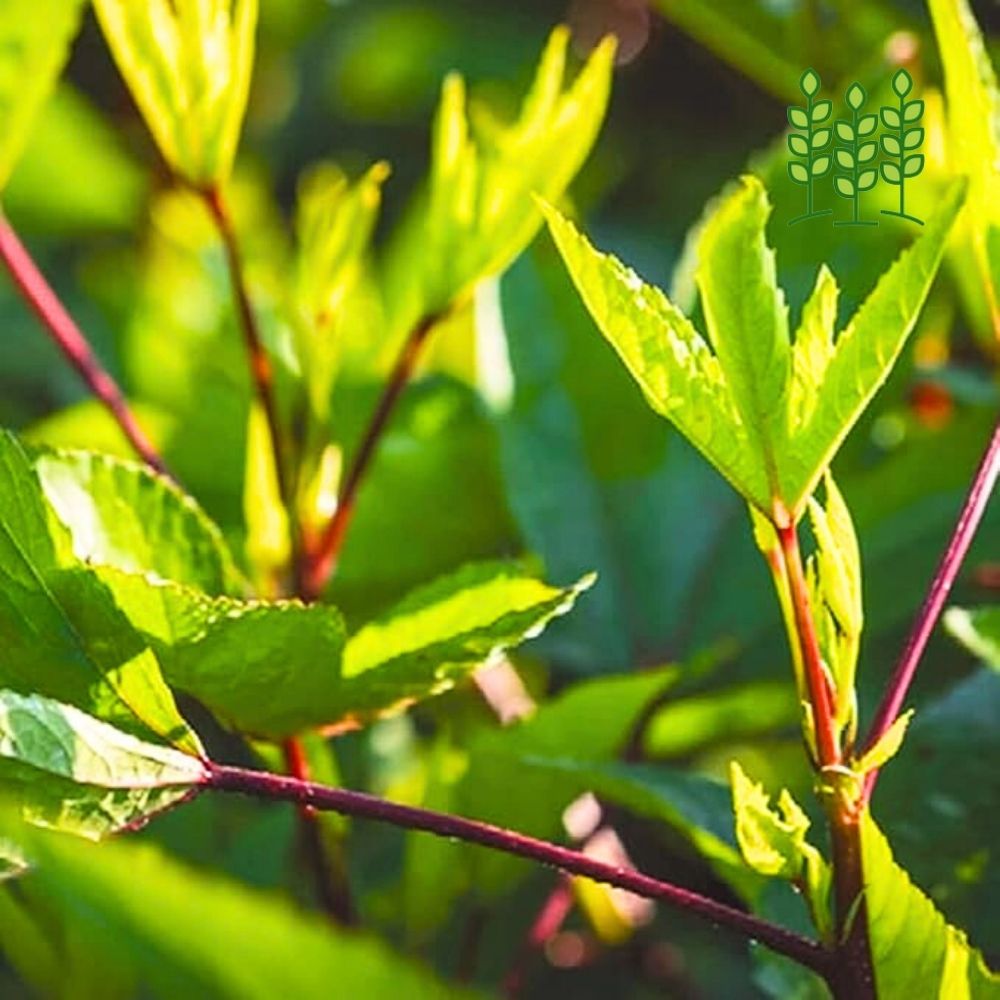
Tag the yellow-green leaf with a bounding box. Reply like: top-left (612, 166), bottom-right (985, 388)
top-left (0, 0), bottom-right (86, 191)
top-left (853, 710), bottom-right (912, 775)
top-left (93, 0), bottom-right (258, 186)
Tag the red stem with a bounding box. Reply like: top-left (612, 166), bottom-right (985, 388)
top-left (777, 523), bottom-right (841, 768)
top-left (503, 879), bottom-right (575, 996)
top-left (299, 312), bottom-right (440, 600)
top-left (202, 186), bottom-right (289, 506)
top-left (861, 419), bottom-right (1000, 802)
top-left (0, 213), bottom-right (170, 478)
top-left (205, 762), bottom-right (834, 979)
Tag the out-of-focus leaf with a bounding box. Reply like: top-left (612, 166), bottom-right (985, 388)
top-left (0, 0), bottom-right (86, 191)
top-left (33, 447), bottom-right (242, 595)
top-left (862, 816), bottom-right (999, 998)
top-left (386, 26), bottom-right (614, 334)
top-left (292, 161), bottom-right (389, 426)
top-left (93, 0), bottom-right (258, 186)
top-left (928, 0), bottom-right (1000, 339)
top-left (242, 401), bottom-right (289, 591)
top-left (876, 671), bottom-right (1000, 947)
top-left (545, 177), bottom-right (965, 520)
top-left (5, 822), bottom-right (473, 1000)
top-left (4, 84), bottom-right (147, 233)
top-left (945, 607), bottom-right (1000, 671)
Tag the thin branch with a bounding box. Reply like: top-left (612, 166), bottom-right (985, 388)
top-left (862, 419), bottom-right (1000, 803)
top-left (0, 213), bottom-right (170, 478)
top-left (776, 523), bottom-right (841, 768)
top-left (202, 186), bottom-right (289, 506)
top-left (206, 762), bottom-right (834, 979)
top-left (299, 311), bottom-right (441, 600)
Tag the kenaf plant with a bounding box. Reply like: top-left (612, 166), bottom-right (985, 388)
top-left (880, 68), bottom-right (926, 224)
top-left (833, 81), bottom-right (880, 226)
top-left (0, 0), bottom-right (996, 998)
top-left (787, 67), bottom-right (833, 225)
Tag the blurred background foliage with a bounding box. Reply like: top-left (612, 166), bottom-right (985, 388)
top-left (0, 1), bottom-right (998, 996)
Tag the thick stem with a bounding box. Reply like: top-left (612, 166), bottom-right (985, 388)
top-left (299, 312), bottom-right (440, 599)
top-left (827, 816), bottom-right (876, 1000)
top-left (0, 214), bottom-right (170, 478)
top-left (776, 523), bottom-right (841, 768)
top-left (861, 420), bottom-right (1000, 802)
top-left (202, 186), bottom-right (289, 507)
top-left (205, 762), bottom-right (834, 979)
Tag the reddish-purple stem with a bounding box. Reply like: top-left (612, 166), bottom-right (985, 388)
top-left (862, 419), bottom-right (1000, 802)
top-left (206, 762), bottom-right (834, 978)
top-left (300, 312), bottom-right (439, 600)
top-left (202, 186), bottom-right (288, 506)
top-left (0, 214), bottom-right (170, 478)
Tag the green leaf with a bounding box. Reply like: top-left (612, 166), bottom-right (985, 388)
top-left (945, 606), bottom-right (1000, 669)
top-left (0, 430), bottom-right (200, 755)
top-left (92, 0), bottom-right (258, 185)
top-left (862, 816), bottom-right (1000, 998)
top-left (881, 107), bottom-right (901, 129)
top-left (835, 121), bottom-right (854, 142)
top-left (928, 0), bottom-right (1000, 333)
top-left (857, 113), bottom-right (878, 137)
top-left (390, 25), bottom-right (614, 329)
top-left (858, 141), bottom-right (877, 164)
top-left (903, 99), bottom-right (924, 123)
top-left (834, 176), bottom-right (855, 198)
top-left (788, 134), bottom-right (808, 157)
top-left (904, 154), bottom-right (925, 177)
top-left (799, 69), bottom-right (819, 98)
top-left (0, 0), bottom-right (87, 191)
top-left (342, 561), bottom-right (593, 720)
top-left (892, 69), bottom-right (913, 97)
top-left (835, 149), bottom-right (854, 170)
top-left (242, 401), bottom-right (290, 587)
top-left (811, 156), bottom-right (830, 177)
top-left (33, 448), bottom-right (241, 595)
top-left (787, 106), bottom-right (808, 129)
top-left (783, 179), bottom-right (965, 507)
top-left (852, 709), bottom-right (912, 774)
top-left (545, 177), bottom-right (964, 520)
top-left (540, 196), bottom-right (772, 511)
top-left (882, 134), bottom-right (902, 157)
top-left (811, 100), bottom-right (831, 124)
top-left (788, 161), bottom-right (809, 184)
top-left (904, 127), bottom-right (924, 150)
top-left (729, 761), bottom-right (831, 938)
top-left (695, 176), bottom-right (791, 500)
top-left (5, 822), bottom-right (471, 1000)
top-left (811, 128), bottom-right (831, 149)
top-left (846, 82), bottom-right (866, 110)
top-left (858, 169), bottom-right (878, 191)
top-left (882, 162), bottom-right (902, 184)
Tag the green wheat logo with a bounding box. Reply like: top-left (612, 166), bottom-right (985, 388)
top-left (787, 69), bottom-right (833, 225)
top-left (880, 69), bottom-right (925, 225)
top-left (785, 68), bottom-right (926, 228)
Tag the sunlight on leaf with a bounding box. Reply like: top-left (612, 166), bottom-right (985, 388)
top-left (945, 606), bottom-right (1000, 671)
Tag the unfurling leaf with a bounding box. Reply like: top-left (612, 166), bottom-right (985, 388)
top-left (292, 161), bottom-right (389, 425)
top-left (387, 26), bottom-right (614, 333)
top-left (729, 761), bottom-right (831, 939)
top-left (805, 473), bottom-right (862, 732)
top-left (0, 0), bottom-right (87, 191)
top-left (853, 710), bottom-right (913, 775)
top-left (93, 0), bottom-right (258, 186)
top-left (543, 176), bottom-right (966, 521)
